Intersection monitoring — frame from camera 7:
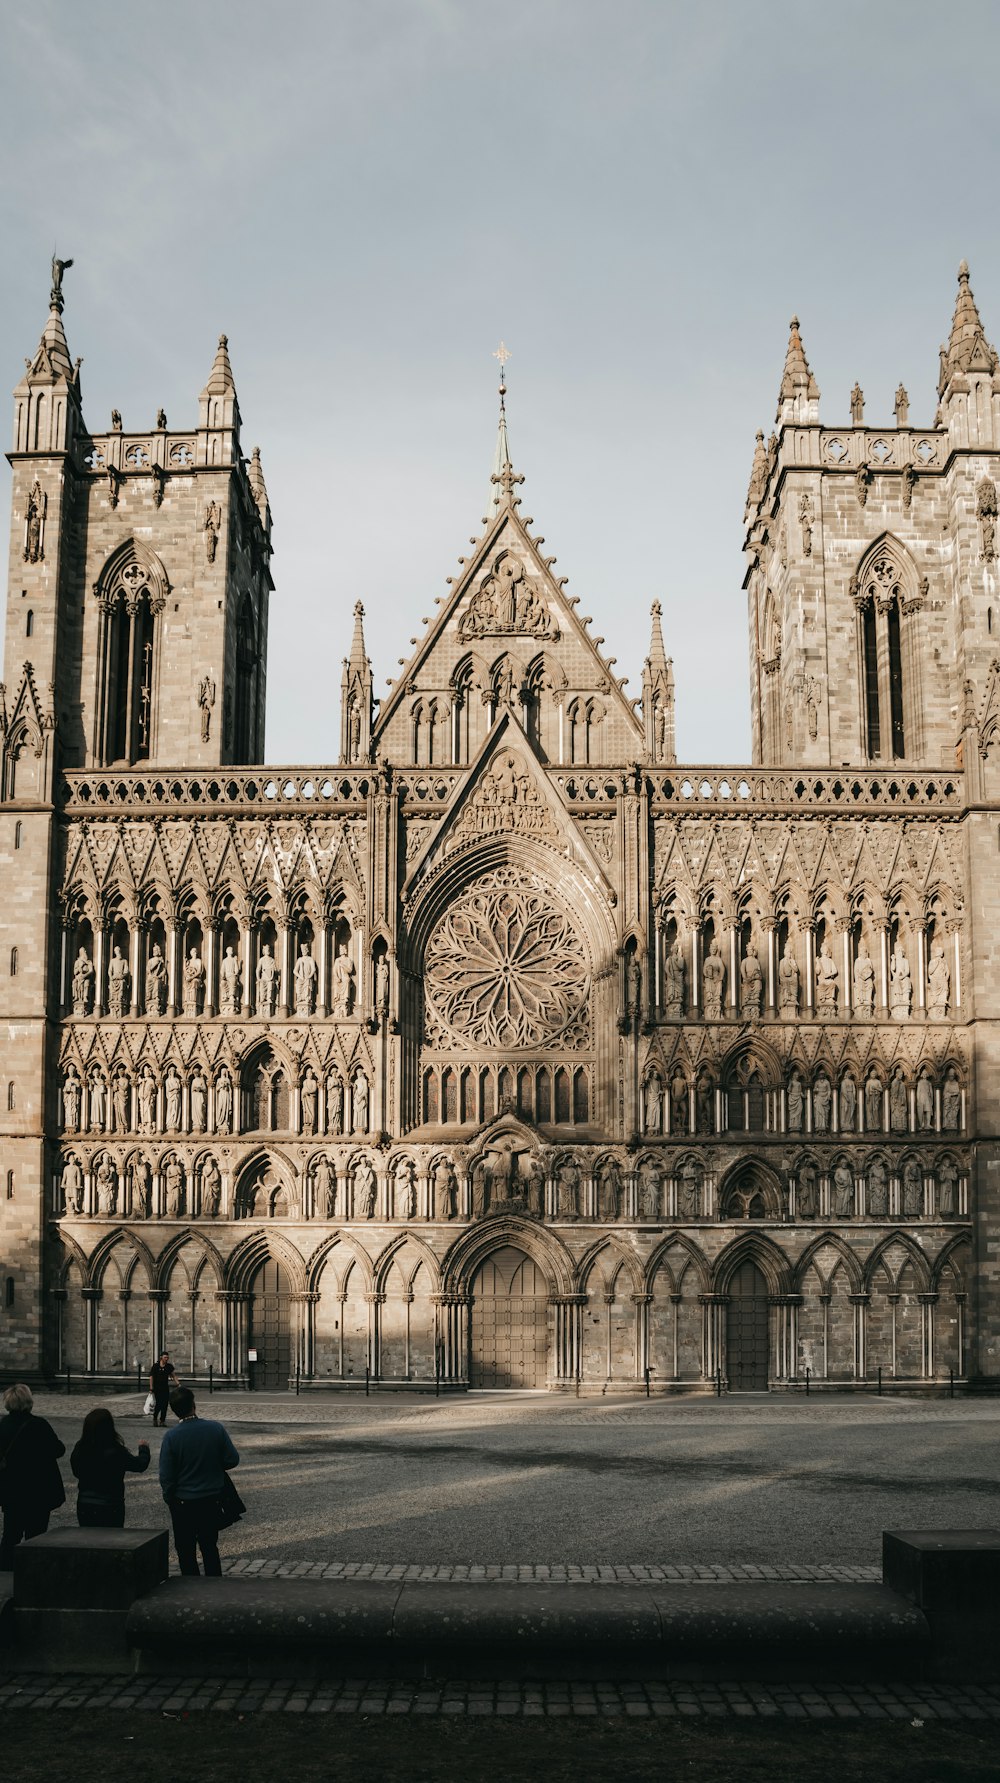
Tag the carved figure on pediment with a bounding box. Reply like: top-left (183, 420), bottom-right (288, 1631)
top-left (942, 1070), bottom-right (961, 1132)
top-left (787, 1073), bottom-right (804, 1132)
top-left (813, 1073), bottom-right (832, 1133)
top-left (129, 1154), bottom-right (152, 1218)
top-left (202, 1156), bottom-right (222, 1219)
top-left (90, 1073), bottom-right (107, 1133)
top-left (294, 944), bottom-right (318, 1016)
top-left (301, 1068), bottom-right (318, 1135)
top-left (107, 946), bottom-right (130, 1017)
top-left (796, 1164), bottom-right (817, 1220)
top-left (670, 1072), bottom-right (688, 1134)
top-left (853, 944), bottom-right (876, 1017)
top-left (63, 1068), bottom-right (81, 1132)
top-left (331, 945), bottom-right (355, 1017)
top-left (865, 1073), bottom-right (884, 1131)
top-left (459, 552), bottom-right (554, 641)
top-left (702, 939), bottom-right (725, 1020)
top-left (471, 1159), bottom-right (488, 1220)
top-left (916, 1073), bottom-right (934, 1132)
top-left (557, 1159), bottom-right (579, 1218)
top-left (354, 1156), bottom-right (376, 1219)
top-left (840, 1075), bottom-right (857, 1132)
top-left (776, 942), bottom-right (798, 1016)
top-left (834, 1161), bottom-right (855, 1219)
top-left (639, 1160), bottom-right (662, 1219)
top-left (256, 944), bottom-right (278, 1018)
top-left (739, 942), bottom-right (763, 1016)
top-left (72, 948), bottom-right (94, 1017)
top-left (375, 956), bottom-right (390, 1018)
top-left (696, 1077), bottom-right (713, 1134)
top-left (96, 1156), bottom-right (118, 1217)
top-left (452, 757), bottom-right (558, 846)
top-left (164, 1157), bottom-right (185, 1218)
top-left (890, 945), bottom-right (912, 1021)
top-left (643, 1072), bottom-right (662, 1136)
top-left (599, 1159), bottom-right (622, 1222)
top-left (314, 1155), bottom-right (336, 1219)
top-left (938, 1162), bottom-right (957, 1218)
top-left (352, 1070), bottom-right (369, 1134)
top-left (927, 942), bottom-right (950, 1018)
top-left (815, 940), bottom-right (839, 1015)
top-left (867, 1159), bottom-right (888, 1218)
top-left (164, 1066), bottom-right (182, 1133)
top-left (903, 1159), bottom-right (923, 1219)
top-left (219, 946), bottom-right (242, 1016)
top-left (146, 943), bottom-right (168, 1015)
top-left (663, 942), bottom-right (685, 1018)
top-left (889, 1068), bottom-right (908, 1133)
top-left (184, 949), bottom-right (206, 1016)
top-left (326, 1073), bottom-right (344, 1135)
top-left (395, 1158), bottom-right (416, 1220)
top-left (679, 1160), bottom-right (701, 1220)
top-left (112, 1070), bottom-right (129, 1135)
top-left (61, 1155), bottom-right (84, 1216)
top-left (433, 1158), bottom-right (457, 1220)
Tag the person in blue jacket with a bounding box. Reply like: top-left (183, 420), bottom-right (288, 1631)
top-left (158, 1387), bottom-right (239, 1577)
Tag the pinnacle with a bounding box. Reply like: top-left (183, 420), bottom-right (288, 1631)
top-left (348, 600), bottom-right (370, 670)
top-left (247, 444), bottom-right (269, 519)
top-left (778, 315), bottom-right (819, 413)
top-left (939, 259), bottom-right (997, 393)
top-left (203, 331), bottom-right (236, 395)
top-left (745, 428), bottom-right (768, 520)
top-left (646, 599), bottom-right (669, 669)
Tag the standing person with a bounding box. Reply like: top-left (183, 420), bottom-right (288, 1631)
top-left (70, 1408), bottom-right (150, 1528)
top-left (149, 1351), bottom-right (178, 1428)
top-left (158, 1388), bottom-right (239, 1578)
top-left (0, 1383), bottom-right (66, 1569)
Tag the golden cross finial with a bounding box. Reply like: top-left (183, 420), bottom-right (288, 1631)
top-left (493, 340), bottom-right (511, 371)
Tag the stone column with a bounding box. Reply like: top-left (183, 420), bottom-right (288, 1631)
top-left (874, 920), bottom-right (890, 1015)
top-left (81, 1286), bottom-right (102, 1373)
top-left (726, 923), bottom-right (739, 1015)
top-left (700, 1293), bottom-right (728, 1382)
top-left (204, 924), bottom-right (218, 1019)
top-left (802, 922), bottom-right (816, 1014)
top-left (147, 1287), bottom-right (170, 1361)
top-left (366, 1291), bottom-right (385, 1378)
top-left (433, 1293), bottom-right (469, 1382)
top-left (918, 1292), bottom-right (937, 1379)
top-left (551, 1295), bottom-right (585, 1384)
top-left (317, 922), bottom-right (330, 1019)
top-left (130, 923), bottom-right (143, 1018)
top-left (633, 1292), bottom-right (652, 1383)
top-left (166, 918), bottom-right (180, 1017)
top-left (838, 920), bottom-right (852, 1015)
top-left (278, 921), bottom-right (291, 1018)
top-left (850, 1293), bottom-right (869, 1380)
top-left (689, 921), bottom-right (701, 1014)
top-left (763, 919), bottom-right (778, 1014)
top-left (242, 922), bottom-right (254, 1016)
top-left (914, 921), bottom-right (927, 1016)
top-left (94, 924), bottom-right (107, 1017)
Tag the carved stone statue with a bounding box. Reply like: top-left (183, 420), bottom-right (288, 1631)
top-left (301, 1068), bottom-right (318, 1135)
top-left (137, 1068), bottom-right (155, 1135)
top-left (741, 942), bottom-right (763, 1016)
top-left (853, 944), bottom-right (876, 1017)
top-left (215, 1070), bottom-right (233, 1135)
top-left (643, 1072), bottom-right (662, 1136)
top-left (130, 1154), bottom-right (152, 1219)
top-left (787, 1073), bottom-right (804, 1132)
top-left (375, 956), bottom-right (390, 1017)
top-left (107, 946), bottom-right (130, 1017)
top-left (112, 1070), bottom-right (130, 1135)
top-left (778, 942), bottom-right (799, 1015)
top-left (96, 1156), bottom-right (118, 1217)
top-left (889, 1068), bottom-right (908, 1133)
top-left (164, 1157), bottom-right (185, 1218)
top-left (942, 1070), bottom-right (961, 1132)
top-left (525, 1155), bottom-right (545, 1218)
top-left (62, 1155), bottom-right (84, 1216)
top-left (639, 1160), bottom-right (662, 1218)
top-left (354, 1156), bottom-right (376, 1219)
top-left (471, 1159), bottom-right (488, 1220)
top-left (626, 954), bottom-right (642, 1019)
top-left (890, 945), bottom-right (912, 1021)
top-left (867, 1159), bottom-right (888, 1218)
top-left (184, 948), bottom-right (206, 1016)
top-left (146, 942), bottom-right (168, 1015)
top-left (927, 942), bottom-right (950, 1019)
top-left (903, 1159), bottom-right (923, 1219)
top-left (294, 944), bottom-right (318, 1016)
top-left (24, 479), bottom-right (45, 564)
top-left (72, 948), bottom-right (94, 1017)
top-left (702, 938), bottom-right (725, 1020)
top-left (815, 940), bottom-right (839, 1016)
top-left (557, 1159), bottom-right (579, 1218)
top-left (90, 1073), bottom-right (107, 1133)
top-left (198, 675), bottom-right (216, 743)
top-left (840, 1075), bottom-right (856, 1132)
top-left (834, 1160), bottom-right (854, 1219)
top-left (352, 1070), bottom-right (369, 1133)
top-left (326, 1072), bottom-right (344, 1134)
top-left (663, 942), bottom-right (685, 1018)
top-left (938, 1161), bottom-right (957, 1218)
top-left (314, 1155), bottom-right (336, 1220)
top-left (63, 1068), bottom-right (81, 1132)
top-left (164, 1066), bottom-right (182, 1133)
top-left (670, 1071), bottom-right (688, 1134)
top-left (812, 1074), bottom-right (831, 1133)
top-left (256, 944), bottom-right (278, 1018)
top-left (599, 1159), bottom-right (622, 1221)
top-left (395, 1158), bottom-right (416, 1220)
top-left (434, 1158), bottom-right (457, 1220)
top-left (679, 1160), bottom-right (701, 1220)
top-left (916, 1073), bottom-right (934, 1132)
top-left (331, 944), bottom-right (356, 1017)
top-left (696, 1077), bottom-right (713, 1134)
top-left (796, 1163), bottom-right (817, 1220)
top-left (219, 946), bottom-right (242, 1016)
top-left (190, 1070), bottom-right (207, 1133)
top-left (203, 1156), bottom-right (222, 1219)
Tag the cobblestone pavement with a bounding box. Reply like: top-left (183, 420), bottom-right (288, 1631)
top-left (27, 1391), bottom-right (1000, 1570)
top-left (222, 1558), bottom-right (881, 1580)
top-left (2, 1673), bottom-right (999, 1719)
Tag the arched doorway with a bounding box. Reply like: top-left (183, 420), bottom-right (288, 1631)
top-left (249, 1258), bottom-right (291, 1389)
top-left (726, 1260), bottom-right (770, 1391)
top-left (469, 1246), bottom-right (549, 1388)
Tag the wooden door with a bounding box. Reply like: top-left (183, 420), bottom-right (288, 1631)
top-left (470, 1247), bottom-right (548, 1388)
top-left (726, 1260), bottom-right (770, 1390)
top-left (249, 1257), bottom-right (292, 1389)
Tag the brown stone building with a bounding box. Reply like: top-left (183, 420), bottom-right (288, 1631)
top-left (0, 262), bottom-right (994, 1392)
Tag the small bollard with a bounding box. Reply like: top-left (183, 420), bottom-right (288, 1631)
top-left (208, 1364), bottom-right (213, 1396)
top-left (716, 1367), bottom-right (722, 1398)
top-left (645, 1365), bottom-right (650, 1399)
top-left (950, 1366), bottom-right (954, 1399)
top-left (65, 1368), bottom-right (70, 1396)
top-left (365, 1363), bottom-right (370, 1398)
top-left (805, 1366), bottom-right (811, 1397)
top-left (295, 1365), bottom-right (300, 1397)
top-left (878, 1365), bottom-right (882, 1396)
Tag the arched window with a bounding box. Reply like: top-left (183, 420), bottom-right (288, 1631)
top-left (853, 543), bottom-right (921, 762)
top-left (5, 1170), bottom-right (13, 1199)
top-left (95, 544), bottom-right (167, 766)
top-left (4, 1277), bottom-right (13, 1309)
top-left (6, 1082), bottom-right (15, 1111)
top-left (9, 947), bottom-right (17, 977)
top-left (25, 610), bottom-right (33, 638)
top-left (233, 596), bottom-right (259, 761)
top-left (13, 821), bottom-right (22, 850)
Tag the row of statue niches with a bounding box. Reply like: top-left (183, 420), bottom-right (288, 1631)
top-left (68, 941), bottom-right (387, 1019)
top-left (60, 1064), bottom-right (372, 1137)
top-left (56, 1150), bottom-right (965, 1224)
top-left (660, 936), bottom-right (952, 1019)
top-left (642, 1066), bottom-right (963, 1136)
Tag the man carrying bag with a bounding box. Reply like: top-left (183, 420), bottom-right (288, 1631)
top-left (158, 1387), bottom-right (241, 1577)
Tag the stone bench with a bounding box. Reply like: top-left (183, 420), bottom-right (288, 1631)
top-left (11, 1528), bottom-right (168, 1671)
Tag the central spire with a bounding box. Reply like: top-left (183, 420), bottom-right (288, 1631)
top-left (486, 340), bottom-right (523, 517)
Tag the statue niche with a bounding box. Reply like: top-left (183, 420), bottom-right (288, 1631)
top-left (459, 550), bottom-right (556, 641)
top-left (243, 1045), bottom-right (290, 1133)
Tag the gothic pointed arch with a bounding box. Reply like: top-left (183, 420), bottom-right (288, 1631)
top-left (93, 539), bottom-right (169, 766)
top-left (233, 592), bottom-right (261, 762)
top-left (850, 533), bottom-right (924, 763)
top-left (712, 1230), bottom-right (793, 1295)
top-left (225, 1226), bottom-right (307, 1295)
top-left (442, 1214), bottom-right (575, 1296)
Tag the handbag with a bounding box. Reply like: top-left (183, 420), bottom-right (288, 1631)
top-left (143, 1392), bottom-right (156, 1416)
top-left (217, 1471), bottom-right (246, 1529)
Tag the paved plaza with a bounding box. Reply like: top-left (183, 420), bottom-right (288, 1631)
top-left (25, 1391), bottom-right (1000, 1571)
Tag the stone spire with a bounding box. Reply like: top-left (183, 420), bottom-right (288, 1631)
top-left (197, 333), bottom-right (241, 463)
top-left (13, 256), bottom-right (83, 453)
top-left (486, 342), bottom-right (523, 519)
top-left (247, 445), bottom-right (271, 535)
top-left (340, 600), bottom-right (373, 764)
top-left (938, 260), bottom-right (998, 397)
top-left (776, 316), bottom-right (820, 425)
top-left (744, 429), bottom-right (768, 522)
top-left (642, 600), bottom-right (675, 764)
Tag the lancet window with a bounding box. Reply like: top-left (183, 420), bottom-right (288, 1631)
top-left (95, 547), bottom-right (167, 766)
top-left (852, 544), bottom-right (922, 763)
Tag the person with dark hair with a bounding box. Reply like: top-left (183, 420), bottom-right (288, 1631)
top-left (0, 1383), bottom-right (66, 1569)
top-left (158, 1388), bottom-right (239, 1577)
top-left (149, 1351), bottom-right (178, 1428)
top-left (70, 1408), bottom-right (150, 1528)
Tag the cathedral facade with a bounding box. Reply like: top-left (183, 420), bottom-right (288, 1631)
top-left (1, 263), bottom-right (996, 1393)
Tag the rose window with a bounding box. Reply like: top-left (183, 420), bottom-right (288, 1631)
top-left (424, 869), bottom-right (590, 1050)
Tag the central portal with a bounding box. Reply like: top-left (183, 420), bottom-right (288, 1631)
top-left (469, 1245), bottom-right (549, 1388)
top-left (249, 1257), bottom-right (292, 1389)
top-left (726, 1260), bottom-right (770, 1390)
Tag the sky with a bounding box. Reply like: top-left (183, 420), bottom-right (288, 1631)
top-left (2, 0), bottom-right (1000, 765)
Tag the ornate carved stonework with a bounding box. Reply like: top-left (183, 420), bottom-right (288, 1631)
top-left (459, 551), bottom-right (556, 641)
top-left (451, 751), bottom-right (559, 847)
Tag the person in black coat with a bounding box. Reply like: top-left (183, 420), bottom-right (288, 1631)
top-left (70, 1407), bottom-right (150, 1528)
top-left (0, 1382), bottom-right (66, 1569)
